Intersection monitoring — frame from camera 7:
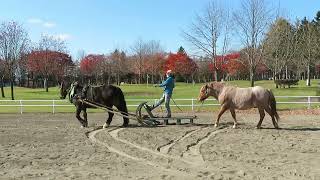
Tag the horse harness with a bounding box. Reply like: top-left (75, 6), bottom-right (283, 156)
top-left (68, 83), bottom-right (96, 104)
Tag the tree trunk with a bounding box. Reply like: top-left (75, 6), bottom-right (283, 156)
top-left (27, 75), bottom-right (30, 88)
top-left (0, 77), bottom-right (5, 98)
top-left (118, 74), bottom-right (120, 85)
top-left (306, 63), bottom-right (311, 86)
top-left (151, 74), bottom-right (154, 84)
top-left (138, 74), bottom-right (141, 84)
top-left (250, 68), bottom-right (255, 87)
top-left (44, 78), bottom-right (48, 92)
top-left (10, 78), bottom-right (14, 100)
top-left (214, 70), bottom-right (219, 81)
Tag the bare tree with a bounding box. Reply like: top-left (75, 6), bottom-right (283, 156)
top-left (131, 39), bottom-right (149, 84)
top-left (145, 40), bottom-right (164, 84)
top-left (39, 34), bottom-right (67, 53)
top-left (76, 49), bottom-right (86, 62)
top-left (183, 0), bottom-right (230, 81)
top-left (0, 21), bottom-right (29, 100)
top-left (37, 34), bottom-right (67, 92)
top-left (96, 55), bottom-right (112, 84)
top-left (110, 49), bottom-right (127, 85)
top-left (0, 59), bottom-right (6, 97)
top-left (233, 0), bottom-right (272, 87)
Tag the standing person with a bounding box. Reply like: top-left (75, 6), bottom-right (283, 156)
top-left (146, 70), bottom-right (175, 118)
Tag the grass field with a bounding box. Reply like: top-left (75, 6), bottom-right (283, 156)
top-left (0, 79), bottom-right (319, 113)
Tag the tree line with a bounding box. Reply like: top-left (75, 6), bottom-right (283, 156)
top-left (184, 0), bottom-right (320, 87)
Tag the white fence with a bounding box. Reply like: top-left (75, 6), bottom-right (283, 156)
top-left (0, 96), bottom-right (319, 114)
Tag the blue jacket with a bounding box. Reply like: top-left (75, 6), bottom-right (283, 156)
top-left (159, 75), bottom-right (175, 95)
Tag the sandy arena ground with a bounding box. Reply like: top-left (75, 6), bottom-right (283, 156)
top-left (0, 111), bottom-right (319, 180)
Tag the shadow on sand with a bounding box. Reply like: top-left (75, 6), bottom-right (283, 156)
top-left (260, 127), bottom-right (320, 131)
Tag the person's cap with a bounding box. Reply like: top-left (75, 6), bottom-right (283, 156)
top-left (166, 70), bottom-right (172, 74)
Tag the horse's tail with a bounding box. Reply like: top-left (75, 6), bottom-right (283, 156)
top-left (268, 89), bottom-right (280, 122)
top-left (117, 87), bottom-right (129, 126)
top-left (118, 87), bottom-right (128, 113)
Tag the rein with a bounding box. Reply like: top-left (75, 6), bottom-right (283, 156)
top-left (196, 101), bottom-right (205, 113)
top-left (170, 97), bottom-right (183, 112)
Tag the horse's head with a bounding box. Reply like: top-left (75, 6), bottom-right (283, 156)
top-left (198, 82), bottom-right (224, 102)
top-left (198, 84), bottom-right (210, 102)
top-left (60, 81), bottom-right (79, 100)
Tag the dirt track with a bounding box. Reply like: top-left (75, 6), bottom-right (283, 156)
top-left (0, 112), bottom-right (319, 179)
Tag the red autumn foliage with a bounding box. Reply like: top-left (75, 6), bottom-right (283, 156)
top-left (226, 59), bottom-right (247, 75)
top-left (209, 53), bottom-right (246, 76)
top-left (80, 54), bottom-right (104, 75)
top-left (27, 50), bottom-right (72, 79)
top-left (165, 52), bottom-right (197, 76)
top-left (256, 63), bottom-right (268, 74)
top-left (144, 53), bottom-right (166, 75)
top-left (315, 64), bottom-right (320, 73)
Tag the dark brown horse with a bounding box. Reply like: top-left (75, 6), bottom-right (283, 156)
top-left (60, 81), bottom-right (129, 128)
top-left (198, 82), bottom-right (279, 129)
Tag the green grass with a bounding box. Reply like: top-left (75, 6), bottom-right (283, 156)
top-left (0, 79), bottom-right (319, 113)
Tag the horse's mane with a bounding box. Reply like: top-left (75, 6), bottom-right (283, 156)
top-left (207, 81), bottom-right (226, 90)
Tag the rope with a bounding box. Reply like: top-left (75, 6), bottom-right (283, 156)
top-left (196, 101), bottom-right (205, 113)
top-left (170, 97), bottom-right (183, 112)
top-left (171, 96), bottom-right (197, 119)
top-left (78, 99), bottom-right (148, 126)
top-left (82, 99), bottom-right (137, 117)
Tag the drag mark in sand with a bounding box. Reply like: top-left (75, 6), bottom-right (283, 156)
top-left (157, 126), bottom-right (208, 154)
top-left (88, 128), bottom-right (190, 176)
top-left (109, 128), bottom-right (193, 165)
top-left (181, 127), bottom-right (226, 164)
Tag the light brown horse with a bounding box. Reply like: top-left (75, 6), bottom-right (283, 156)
top-left (198, 82), bottom-right (280, 129)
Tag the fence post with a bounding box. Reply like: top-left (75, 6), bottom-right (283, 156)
top-left (19, 100), bottom-right (23, 114)
top-left (191, 99), bottom-right (194, 112)
top-left (308, 96), bottom-right (311, 109)
top-left (52, 100), bottom-right (55, 114)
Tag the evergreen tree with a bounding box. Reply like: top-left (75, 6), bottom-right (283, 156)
top-left (178, 46), bottom-right (186, 54)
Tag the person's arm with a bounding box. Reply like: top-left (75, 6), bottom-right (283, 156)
top-left (159, 78), bottom-right (171, 87)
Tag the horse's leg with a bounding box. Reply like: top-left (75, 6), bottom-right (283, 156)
top-left (103, 111), bottom-right (114, 129)
top-left (264, 106), bottom-right (279, 129)
top-left (121, 113), bottom-right (129, 127)
top-left (115, 104), bottom-right (129, 127)
top-left (215, 105), bottom-right (228, 127)
top-left (75, 107), bottom-right (85, 127)
top-left (83, 108), bottom-right (88, 127)
top-left (256, 107), bottom-right (265, 129)
top-left (229, 108), bottom-right (238, 129)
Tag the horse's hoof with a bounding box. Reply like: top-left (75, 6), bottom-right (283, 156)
top-left (232, 125), bottom-right (237, 129)
top-left (256, 126), bottom-right (261, 129)
top-left (214, 124), bottom-right (218, 128)
top-left (102, 123), bottom-right (109, 129)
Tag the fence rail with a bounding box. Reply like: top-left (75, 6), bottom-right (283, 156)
top-left (0, 96), bottom-right (319, 114)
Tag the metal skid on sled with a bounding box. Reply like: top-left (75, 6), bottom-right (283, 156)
top-left (136, 102), bottom-right (197, 126)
